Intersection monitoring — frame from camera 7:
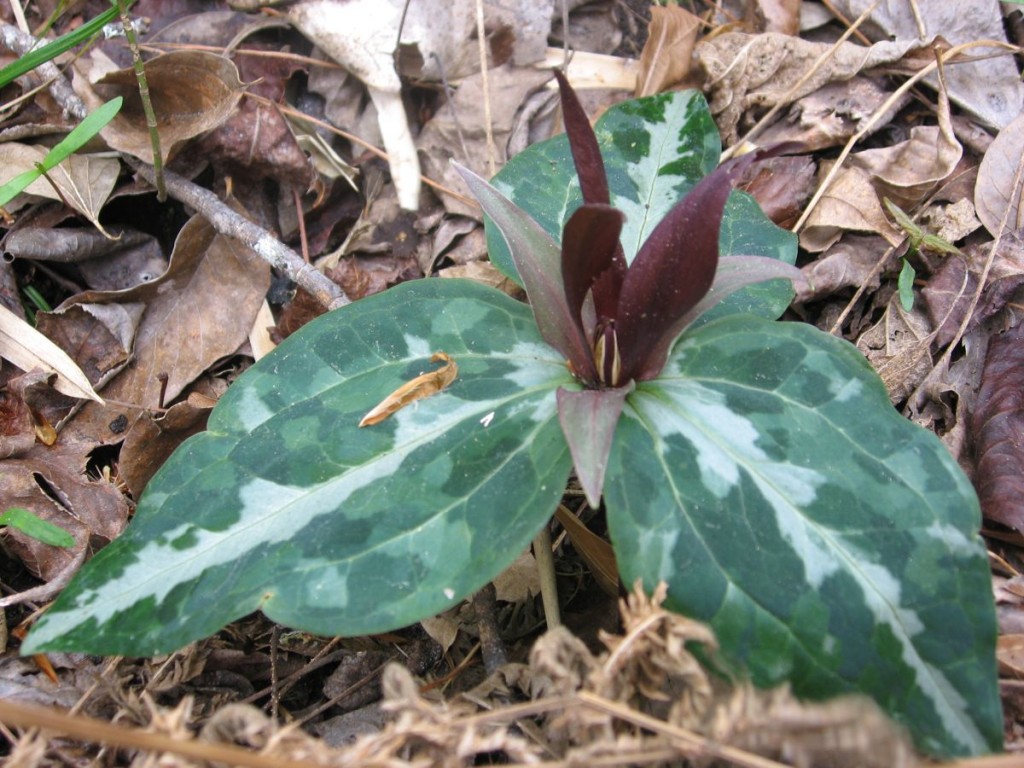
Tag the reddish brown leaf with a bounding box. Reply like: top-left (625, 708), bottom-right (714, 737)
top-left (971, 321), bottom-right (1024, 532)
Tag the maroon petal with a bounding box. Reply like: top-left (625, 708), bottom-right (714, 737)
top-left (615, 153), bottom-right (763, 381)
top-left (562, 203), bottom-right (625, 343)
top-left (555, 70), bottom-right (610, 206)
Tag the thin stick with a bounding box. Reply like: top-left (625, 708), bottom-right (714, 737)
top-left (474, 0), bottom-right (496, 177)
top-left (0, 22), bottom-right (85, 119)
top-left (128, 160), bottom-right (349, 311)
top-left (0, 698), bottom-right (326, 768)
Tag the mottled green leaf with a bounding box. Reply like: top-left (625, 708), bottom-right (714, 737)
top-left (604, 314), bottom-right (1001, 757)
top-left (24, 279), bottom-right (574, 656)
top-left (486, 90), bottom-right (795, 322)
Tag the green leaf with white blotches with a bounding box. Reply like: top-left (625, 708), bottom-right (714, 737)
top-left (23, 279), bottom-right (574, 656)
top-left (486, 89), bottom-right (796, 320)
top-left (604, 313), bottom-right (1001, 758)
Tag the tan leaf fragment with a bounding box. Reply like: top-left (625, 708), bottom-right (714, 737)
top-left (635, 5), bottom-right (700, 97)
top-left (359, 352), bottom-right (458, 427)
top-left (0, 305), bottom-right (103, 403)
top-left (856, 293), bottom-right (934, 404)
top-left (800, 164), bottom-right (901, 252)
top-left (0, 144), bottom-right (119, 232)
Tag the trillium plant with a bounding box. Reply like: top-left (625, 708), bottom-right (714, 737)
top-left (25, 75), bottom-right (1000, 758)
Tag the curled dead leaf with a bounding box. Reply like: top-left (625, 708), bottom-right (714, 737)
top-left (359, 352), bottom-right (458, 427)
top-left (975, 112), bottom-right (1024, 238)
top-left (76, 51), bottom-right (244, 165)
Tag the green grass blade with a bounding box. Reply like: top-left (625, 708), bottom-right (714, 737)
top-left (0, 4), bottom-right (122, 88)
top-left (0, 96), bottom-right (122, 208)
top-left (39, 95), bottom-right (122, 169)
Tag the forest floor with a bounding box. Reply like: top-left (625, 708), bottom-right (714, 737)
top-left (1, 0), bottom-right (1023, 766)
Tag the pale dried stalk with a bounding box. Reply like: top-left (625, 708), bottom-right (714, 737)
top-left (0, 697), bottom-right (324, 768)
top-left (474, 0), bottom-right (496, 177)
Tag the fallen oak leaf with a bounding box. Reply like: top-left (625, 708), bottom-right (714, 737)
top-left (359, 352), bottom-right (458, 427)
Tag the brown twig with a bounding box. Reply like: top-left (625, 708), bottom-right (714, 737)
top-left (0, 22), bottom-right (86, 119)
top-left (127, 160), bottom-right (349, 311)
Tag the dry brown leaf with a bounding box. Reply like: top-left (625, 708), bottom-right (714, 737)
top-left (849, 82), bottom-right (962, 210)
top-left (553, 505), bottom-right (618, 597)
top-left (439, 260), bottom-right (523, 299)
top-left (797, 236), bottom-right (894, 304)
top-left (975, 112), bottom-right (1024, 238)
top-left (0, 450), bottom-right (128, 582)
top-left (359, 352), bottom-right (458, 427)
top-left (856, 292), bottom-right (934, 404)
top-left (971, 320), bottom-right (1024, 532)
top-left (800, 165), bottom-right (901, 252)
top-left (76, 50), bottom-right (244, 165)
top-left (997, 635), bottom-right (1024, 678)
top-left (0, 304), bottom-right (103, 403)
top-left (118, 398), bottom-right (212, 498)
top-left (751, 0), bottom-right (800, 35)
top-left (759, 76), bottom-right (906, 152)
top-left (635, 5), bottom-right (700, 97)
top-left (830, 0), bottom-right (1023, 129)
top-left (694, 32), bottom-right (921, 145)
top-left (417, 64), bottom-right (553, 217)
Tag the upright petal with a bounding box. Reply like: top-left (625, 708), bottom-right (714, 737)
top-left (615, 153), bottom-right (762, 381)
top-left (561, 204), bottom-right (625, 341)
top-left (555, 70), bottom-right (628, 318)
top-left (555, 70), bottom-right (610, 206)
top-left (456, 163), bottom-right (597, 381)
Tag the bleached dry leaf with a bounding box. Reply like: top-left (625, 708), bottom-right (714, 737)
top-left (283, 0), bottom-right (478, 210)
top-left (830, 0), bottom-right (1023, 129)
top-left (359, 352), bottom-right (459, 427)
top-left (975, 112), bottom-right (1024, 238)
top-left (635, 5), bottom-right (700, 97)
top-left (0, 305), bottom-right (103, 403)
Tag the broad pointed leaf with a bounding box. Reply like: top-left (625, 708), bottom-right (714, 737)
top-left (24, 279), bottom-right (574, 656)
top-left (604, 314), bottom-right (1001, 757)
top-left (455, 164), bottom-right (597, 382)
top-left (556, 386), bottom-right (630, 507)
top-left (677, 255), bottom-right (807, 331)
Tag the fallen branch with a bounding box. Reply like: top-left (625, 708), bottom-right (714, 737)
top-left (128, 160), bottom-right (349, 311)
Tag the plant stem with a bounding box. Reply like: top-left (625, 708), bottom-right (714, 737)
top-left (116, 0), bottom-right (165, 200)
top-left (533, 526), bottom-right (561, 628)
